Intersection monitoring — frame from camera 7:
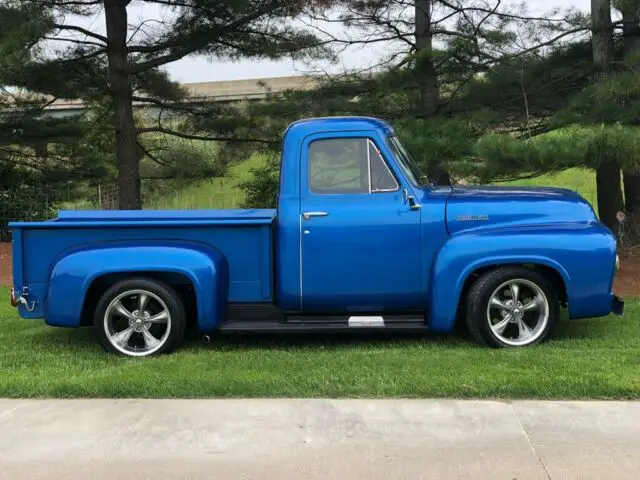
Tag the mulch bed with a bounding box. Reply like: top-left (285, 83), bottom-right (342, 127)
top-left (616, 248), bottom-right (640, 296)
top-left (1, 242), bottom-right (640, 296)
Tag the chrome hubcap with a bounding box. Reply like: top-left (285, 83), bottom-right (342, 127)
top-left (104, 290), bottom-right (171, 356)
top-left (487, 279), bottom-right (549, 346)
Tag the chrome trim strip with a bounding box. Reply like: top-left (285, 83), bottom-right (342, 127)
top-left (299, 212), bottom-right (303, 310)
top-left (367, 139), bottom-right (372, 194)
top-left (368, 139), bottom-right (400, 193)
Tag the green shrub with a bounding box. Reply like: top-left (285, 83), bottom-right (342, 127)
top-left (239, 156), bottom-right (280, 209)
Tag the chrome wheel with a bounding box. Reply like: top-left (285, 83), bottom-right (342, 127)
top-left (486, 279), bottom-right (549, 347)
top-left (104, 289), bottom-right (172, 357)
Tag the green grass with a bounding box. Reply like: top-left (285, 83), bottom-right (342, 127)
top-left (1, 287), bottom-right (638, 399)
top-left (146, 154), bottom-right (267, 210)
top-left (146, 151), bottom-right (597, 212)
top-left (502, 168), bottom-right (597, 208)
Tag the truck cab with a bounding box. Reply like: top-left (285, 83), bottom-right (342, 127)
top-left (276, 117), bottom-right (444, 314)
top-left (9, 116), bottom-right (623, 357)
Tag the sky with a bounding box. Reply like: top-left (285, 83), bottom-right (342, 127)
top-left (166, 0), bottom-right (592, 83)
top-left (78, 0), bottom-right (593, 84)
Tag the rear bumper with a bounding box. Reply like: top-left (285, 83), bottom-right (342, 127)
top-left (612, 294), bottom-right (625, 316)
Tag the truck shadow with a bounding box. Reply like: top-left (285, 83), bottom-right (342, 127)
top-left (34, 316), bottom-right (596, 353)
top-left (184, 328), bottom-right (475, 350)
top-left (32, 325), bottom-right (474, 353)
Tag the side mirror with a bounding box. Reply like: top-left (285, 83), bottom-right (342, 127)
top-left (402, 188), bottom-right (422, 210)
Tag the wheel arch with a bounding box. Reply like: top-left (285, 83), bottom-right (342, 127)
top-left (463, 265), bottom-right (560, 348)
top-left (429, 252), bottom-right (570, 333)
top-left (45, 245), bottom-right (229, 332)
top-left (81, 271), bottom-right (197, 328)
top-left (458, 263), bottom-right (568, 313)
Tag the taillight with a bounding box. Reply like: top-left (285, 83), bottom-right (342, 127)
top-left (10, 286), bottom-right (18, 307)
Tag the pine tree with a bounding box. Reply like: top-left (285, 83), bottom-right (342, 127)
top-left (2, 0), bottom-right (329, 209)
top-left (616, 0), bottom-right (640, 213)
top-left (300, 0), bottom-right (588, 183)
top-left (590, 0), bottom-right (624, 229)
top-left (0, 2), bottom-right (88, 183)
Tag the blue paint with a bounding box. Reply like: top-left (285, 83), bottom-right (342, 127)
top-left (445, 185), bottom-right (596, 235)
top-left (9, 116), bottom-right (621, 339)
top-left (46, 245), bottom-right (228, 330)
top-left (429, 222), bottom-right (616, 331)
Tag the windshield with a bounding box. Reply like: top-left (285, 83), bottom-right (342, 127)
top-left (386, 136), bottom-right (430, 187)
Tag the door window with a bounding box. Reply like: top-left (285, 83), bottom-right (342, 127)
top-left (308, 137), bottom-right (398, 194)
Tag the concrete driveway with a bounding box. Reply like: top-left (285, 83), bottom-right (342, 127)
top-left (0, 399), bottom-right (638, 479)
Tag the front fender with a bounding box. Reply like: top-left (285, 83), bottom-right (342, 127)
top-left (427, 223), bottom-right (617, 332)
top-left (46, 245), bottom-right (229, 331)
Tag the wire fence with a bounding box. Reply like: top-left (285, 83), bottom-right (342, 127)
top-left (0, 180), bottom-right (244, 242)
top-left (0, 185), bottom-right (66, 242)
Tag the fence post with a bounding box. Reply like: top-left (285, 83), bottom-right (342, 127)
top-left (98, 184), bottom-right (102, 209)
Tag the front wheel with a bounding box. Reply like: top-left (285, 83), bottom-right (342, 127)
top-left (95, 278), bottom-right (186, 357)
top-left (465, 267), bottom-right (558, 348)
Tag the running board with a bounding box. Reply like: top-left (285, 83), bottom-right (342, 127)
top-left (219, 315), bottom-right (427, 333)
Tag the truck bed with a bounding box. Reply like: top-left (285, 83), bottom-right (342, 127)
top-left (10, 209), bottom-right (276, 306)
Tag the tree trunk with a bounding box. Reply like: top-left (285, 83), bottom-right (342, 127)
top-left (592, 0), bottom-right (623, 230)
top-left (415, 0), bottom-right (451, 185)
top-left (624, 171), bottom-right (640, 213)
top-left (34, 141), bottom-right (48, 159)
top-left (622, 8), bottom-right (640, 213)
top-left (415, 0), bottom-right (439, 117)
top-left (597, 161), bottom-right (624, 228)
top-left (591, 0), bottom-right (615, 74)
top-left (622, 9), bottom-right (640, 64)
top-left (104, 0), bottom-right (142, 210)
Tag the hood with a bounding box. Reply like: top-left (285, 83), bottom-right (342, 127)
top-left (445, 185), bottom-right (598, 235)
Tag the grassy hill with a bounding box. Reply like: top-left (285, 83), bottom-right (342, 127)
top-left (145, 154), bottom-right (267, 210)
top-left (147, 153), bottom-right (597, 212)
top-left (502, 168), bottom-right (597, 209)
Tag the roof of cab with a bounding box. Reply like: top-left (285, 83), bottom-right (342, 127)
top-left (284, 116), bottom-right (394, 137)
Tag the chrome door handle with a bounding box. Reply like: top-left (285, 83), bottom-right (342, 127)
top-left (302, 211), bottom-right (329, 220)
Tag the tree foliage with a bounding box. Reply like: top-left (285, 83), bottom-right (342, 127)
top-left (0, 0), bottom-right (331, 208)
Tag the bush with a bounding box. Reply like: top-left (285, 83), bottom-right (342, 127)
top-left (239, 155), bottom-right (280, 209)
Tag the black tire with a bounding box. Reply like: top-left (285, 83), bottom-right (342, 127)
top-left (465, 267), bottom-right (558, 348)
top-left (94, 278), bottom-right (186, 357)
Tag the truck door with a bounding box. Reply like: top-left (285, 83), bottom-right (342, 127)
top-left (299, 131), bottom-right (423, 312)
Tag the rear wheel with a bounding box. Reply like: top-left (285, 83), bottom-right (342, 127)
top-left (465, 267), bottom-right (558, 348)
top-left (94, 278), bottom-right (186, 357)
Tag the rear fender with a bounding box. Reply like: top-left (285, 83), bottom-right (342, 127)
top-left (46, 245), bottom-right (229, 331)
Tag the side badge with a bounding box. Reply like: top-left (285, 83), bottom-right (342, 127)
top-left (456, 215), bottom-right (489, 221)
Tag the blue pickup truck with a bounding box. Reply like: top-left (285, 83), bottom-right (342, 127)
top-left (9, 116), bottom-right (623, 357)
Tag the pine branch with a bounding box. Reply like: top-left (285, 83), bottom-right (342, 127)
top-left (130, 3), bottom-right (286, 74)
top-left (131, 96), bottom-right (215, 117)
top-left (43, 36), bottom-right (106, 48)
top-left (473, 0), bottom-right (502, 39)
top-left (476, 27), bottom-right (591, 68)
top-left (136, 127), bottom-right (279, 145)
top-left (127, 19), bottom-right (166, 43)
top-left (53, 24), bottom-right (108, 44)
top-left (433, 0), bottom-right (572, 24)
top-left (136, 139), bottom-right (169, 168)
top-left (128, 42), bottom-right (180, 54)
top-left (297, 16), bottom-right (413, 48)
